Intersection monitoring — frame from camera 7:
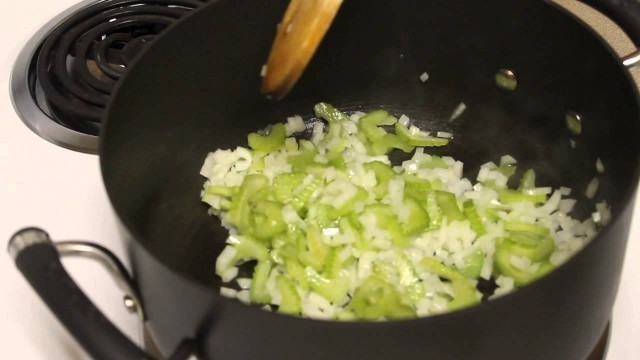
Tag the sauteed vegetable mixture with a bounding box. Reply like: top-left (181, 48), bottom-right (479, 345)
top-left (200, 103), bottom-right (609, 320)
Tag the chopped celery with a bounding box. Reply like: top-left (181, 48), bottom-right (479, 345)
top-left (288, 148), bottom-right (318, 172)
top-left (494, 246), bottom-right (535, 286)
top-left (273, 173), bottom-right (306, 203)
top-left (363, 161), bottom-right (396, 199)
top-left (459, 250), bottom-right (485, 279)
top-left (228, 174), bottom-right (269, 232)
top-left (519, 169), bottom-right (536, 190)
top-left (463, 200), bottom-right (486, 236)
top-left (290, 177), bottom-right (322, 212)
top-left (248, 123), bottom-right (286, 152)
top-left (328, 154), bottom-right (346, 168)
top-left (298, 224), bottom-right (328, 271)
top-left (305, 267), bottom-right (350, 304)
top-left (420, 257), bottom-right (479, 310)
top-left (348, 276), bottom-right (415, 320)
top-left (276, 275), bottom-right (301, 314)
top-left (250, 260), bottom-right (272, 304)
top-left (484, 208), bottom-right (501, 223)
top-left (324, 247), bottom-right (343, 279)
top-left (250, 201), bottom-right (286, 241)
top-left (499, 190), bottom-right (547, 204)
top-left (425, 191), bottom-right (443, 229)
top-left (503, 236), bottom-right (555, 262)
top-left (340, 217), bottom-right (371, 252)
top-left (314, 102), bottom-right (350, 124)
top-left (420, 155), bottom-right (448, 169)
top-left (403, 196), bottom-right (430, 235)
top-left (504, 220), bottom-right (550, 237)
top-left (435, 191), bottom-right (465, 222)
top-left (497, 164), bottom-right (517, 178)
top-left (404, 175), bottom-right (434, 199)
top-left (362, 204), bottom-right (409, 248)
top-left (368, 133), bottom-right (414, 155)
top-left (359, 110), bottom-right (390, 142)
top-left (507, 231), bottom-right (544, 247)
top-left (395, 252), bottom-right (425, 304)
top-left (205, 185), bottom-right (237, 197)
top-left (331, 186), bottom-right (368, 218)
top-left (314, 204), bottom-right (338, 228)
top-left (234, 236), bottom-right (270, 263)
top-left (395, 122), bottom-right (450, 147)
top-left (285, 260), bottom-right (310, 290)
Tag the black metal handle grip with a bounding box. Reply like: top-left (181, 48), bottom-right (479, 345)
top-left (8, 228), bottom-right (154, 360)
top-left (579, 0), bottom-right (640, 46)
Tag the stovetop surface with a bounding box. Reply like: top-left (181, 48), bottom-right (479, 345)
top-left (0, 0), bottom-right (638, 359)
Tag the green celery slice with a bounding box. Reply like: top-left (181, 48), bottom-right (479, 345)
top-left (205, 185), bottom-right (237, 197)
top-left (228, 174), bottom-right (269, 232)
top-left (285, 260), bottom-right (310, 290)
top-left (403, 196), bottom-right (430, 236)
top-left (305, 267), bottom-right (350, 304)
top-left (420, 155), bottom-right (448, 169)
top-left (494, 241), bottom-right (556, 286)
top-left (395, 122), bottom-right (449, 147)
top-left (435, 191), bottom-right (465, 222)
top-left (419, 257), bottom-right (479, 310)
top-left (497, 164), bottom-right (517, 178)
top-left (459, 250), bottom-right (485, 279)
top-left (504, 220), bottom-right (550, 237)
top-left (499, 190), bottom-right (547, 204)
top-left (298, 224), bottom-right (328, 271)
top-left (362, 204), bottom-right (409, 248)
top-left (290, 176), bottom-right (322, 212)
top-left (363, 161), bottom-right (396, 199)
top-left (276, 275), bottom-right (301, 314)
top-left (250, 201), bottom-right (286, 241)
top-left (368, 133), bottom-right (414, 155)
top-left (463, 200), bottom-right (486, 236)
top-left (504, 236), bottom-right (555, 262)
top-left (425, 191), bottom-right (443, 229)
top-left (250, 260), bottom-right (272, 304)
top-left (359, 110), bottom-right (390, 142)
top-left (288, 148), bottom-right (319, 172)
top-left (248, 123), bottom-right (286, 152)
top-left (519, 169), bottom-right (536, 190)
top-left (348, 276), bottom-right (416, 320)
top-left (273, 173), bottom-right (306, 203)
top-left (234, 236), bottom-right (270, 263)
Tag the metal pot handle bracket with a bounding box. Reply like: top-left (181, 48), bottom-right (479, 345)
top-left (7, 228), bottom-right (193, 360)
top-left (578, 0), bottom-right (640, 68)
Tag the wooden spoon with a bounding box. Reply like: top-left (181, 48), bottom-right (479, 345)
top-left (261, 0), bottom-right (343, 99)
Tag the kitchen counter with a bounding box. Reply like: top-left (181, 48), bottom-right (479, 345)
top-left (0, 0), bottom-right (637, 359)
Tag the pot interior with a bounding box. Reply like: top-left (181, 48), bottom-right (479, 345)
top-left (102, 0), bottom-right (640, 286)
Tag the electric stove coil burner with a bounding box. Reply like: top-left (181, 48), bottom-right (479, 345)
top-left (38, 0), bottom-right (208, 135)
top-left (11, 0), bottom-right (208, 153)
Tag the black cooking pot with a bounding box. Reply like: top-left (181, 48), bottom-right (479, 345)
top-left (9, 0), bottom-right (640, 359)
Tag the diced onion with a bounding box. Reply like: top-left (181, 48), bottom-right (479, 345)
top-left (585, 177), bottom-right (599, 199)
top-left (449, 102), bottom-right (467, 122)
top-left (596, 158), bottom-right (605, 174)
top-left (220, 287), bottom-right (238, 298)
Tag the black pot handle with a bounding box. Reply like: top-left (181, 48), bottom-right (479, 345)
top-left (578, 0), bottom-right (640, 67)
top-left (8, 228), bottom-right (155, 360)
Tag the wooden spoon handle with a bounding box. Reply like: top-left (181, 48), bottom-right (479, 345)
top-left (261, 0), bottom-right (343, 99)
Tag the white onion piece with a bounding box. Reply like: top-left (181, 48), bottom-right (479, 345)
top-left (585, 177), bottom-right (600, 199)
